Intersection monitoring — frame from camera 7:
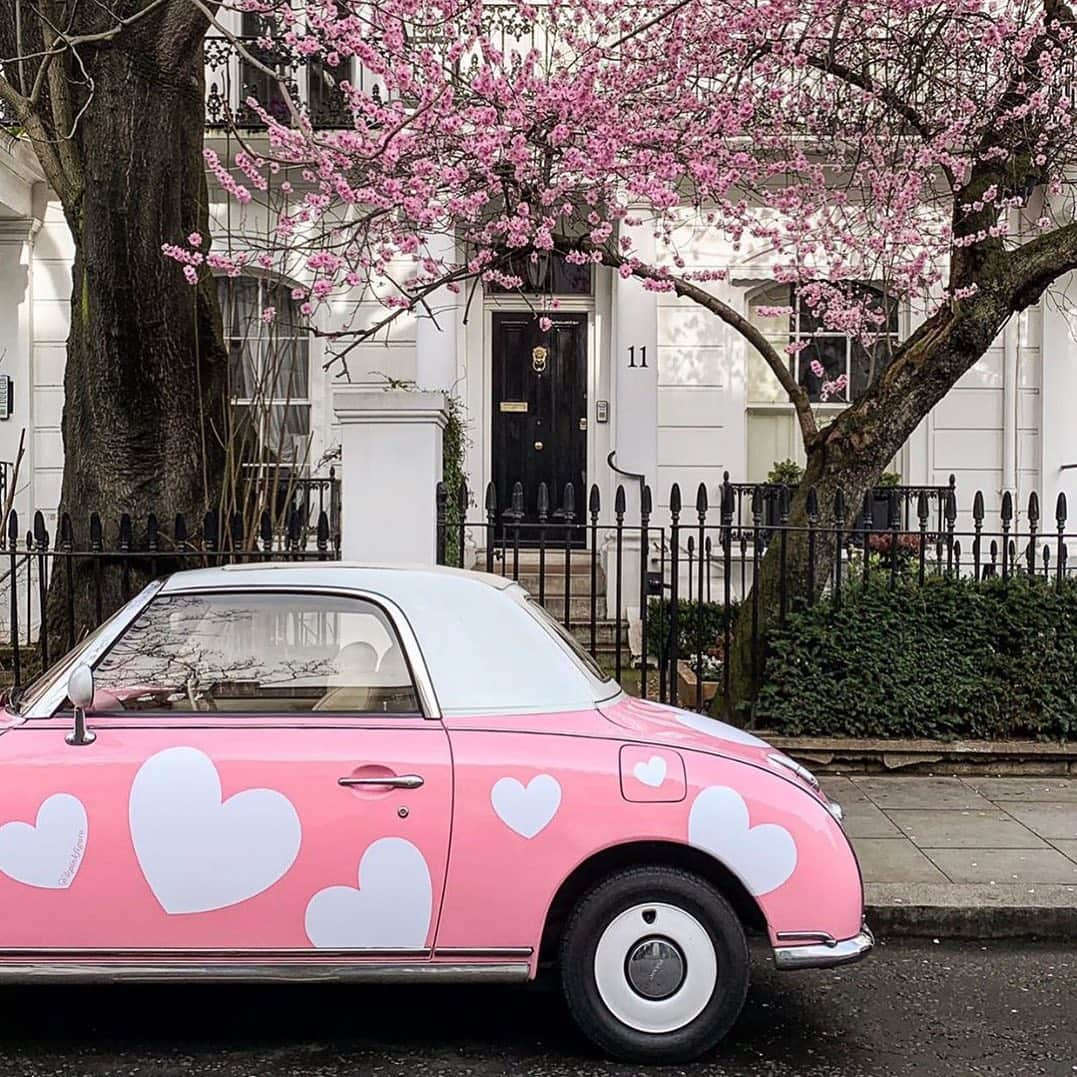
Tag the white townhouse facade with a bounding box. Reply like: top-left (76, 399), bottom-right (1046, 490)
top-left (4, 35), bottom-right (1077, 574)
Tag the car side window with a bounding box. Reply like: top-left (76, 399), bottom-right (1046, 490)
top-left (88, 592), bottom-right (421, 715)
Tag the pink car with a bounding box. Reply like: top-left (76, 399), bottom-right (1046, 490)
top-left (0, 564), bottom-right (871, 1063)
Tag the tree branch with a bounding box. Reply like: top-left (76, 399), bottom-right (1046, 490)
top-left (1008, 220), bottom-right (1077, 308)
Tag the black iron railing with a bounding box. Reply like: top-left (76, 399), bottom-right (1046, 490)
top-left (438, 477), bottom-right (1075, 718)
top-left (0, 499), bottom-right (341, 689)
top-left (724, 474), bottom-right (955, 533)
top-left (204, 36), bottom-right (363, 130)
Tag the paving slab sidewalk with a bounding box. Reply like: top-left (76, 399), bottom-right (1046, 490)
top-left (820, 775), bottom-right (1077, 939)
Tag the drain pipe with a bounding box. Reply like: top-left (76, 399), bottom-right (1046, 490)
top-left (1002, 313), bottom-right (1019, 503)
top-left (1002, 208), bottom-right (1020, 505)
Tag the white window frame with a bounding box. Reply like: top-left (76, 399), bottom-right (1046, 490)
top-left (217, 275), bottom-right (312, 476)
top-left (748, 282), bottom-right (900, 406)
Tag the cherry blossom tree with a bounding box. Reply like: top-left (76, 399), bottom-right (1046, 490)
top-left (183, 0), bottom-right (1077, 707)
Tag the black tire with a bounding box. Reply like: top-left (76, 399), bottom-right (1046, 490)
top-left (559, 866), bottom-right (749, 1063)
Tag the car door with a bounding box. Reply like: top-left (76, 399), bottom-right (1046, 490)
top-left (0, 587), bottom-right (452, 958)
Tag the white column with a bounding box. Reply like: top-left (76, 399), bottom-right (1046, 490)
top-left (332, 388), bottom-right (448, 563)
top-left (608, 220), bottom-right (659, 625)
top-left (1040, 271), bottom-right (1077, 520)
top-left (415, 233), bottom-right (458, 392)
top-left (0, 218), bottom-right (37, 516)
top-left (1002, 316), bottom-right (1019, 498)
top-left (611, 221), bottom-right (659, 513)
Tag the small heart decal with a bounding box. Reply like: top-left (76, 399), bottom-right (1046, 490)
top-left (0, 794), bottom-right (87, 890)
top-left (491, 775), bottom-right (561, 839)
top-left (305, 837), bottom-right (432, 949)
top-left (688, 786), bottom-right (797, 896)
top-left (633, 755), bottom-right (667, 788)
top-left (130, 747), bottom-right (301, 914)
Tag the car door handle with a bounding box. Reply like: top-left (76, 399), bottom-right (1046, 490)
top-left (338, 775), bottom-right (424, 790)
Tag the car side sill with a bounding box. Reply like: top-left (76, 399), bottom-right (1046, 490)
top-left (0, 962), bottom-right (532, 985)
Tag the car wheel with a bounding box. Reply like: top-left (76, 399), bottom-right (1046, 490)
top-left (559, 866), bottom-right (750, 1063)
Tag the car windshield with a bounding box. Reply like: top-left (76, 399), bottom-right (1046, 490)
top-left (521, 595), bottom-right (616, 690)
top-left (7, 600), bottom-right (141, 716)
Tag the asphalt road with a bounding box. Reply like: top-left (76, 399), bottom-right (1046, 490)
top-left (0, 940), bottom-right (1072, 1076)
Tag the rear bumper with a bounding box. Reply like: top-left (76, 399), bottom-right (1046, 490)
top-left (772, 925), bottom-right (875, 971)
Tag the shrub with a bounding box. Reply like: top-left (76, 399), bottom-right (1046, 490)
top-left (766, 459), bottom-right (804, 487)
top-left (647, 599), bottom-right (738, 666)
top-left (754, 575), bottom-right (1076, 741)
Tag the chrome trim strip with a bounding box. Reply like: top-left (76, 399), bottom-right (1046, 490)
top-left (433, 947), bottom-right (534, 958)
top-left (0, 962), bottom-right (532, 985)
top-left (773, 926), bottom-right (875, 971)
top-left (768, 752), bottom-right (820, 790)
top-left (775, 931), bottom-right (837, 945)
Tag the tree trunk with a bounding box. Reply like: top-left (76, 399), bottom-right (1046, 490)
top-left (723, 295), bottom-right (1014, 721)
top-left (45, 40), bottom-right (227, 647)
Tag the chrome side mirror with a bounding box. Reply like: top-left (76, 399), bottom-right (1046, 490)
top-left (66, 664), bottom-right (96, 746)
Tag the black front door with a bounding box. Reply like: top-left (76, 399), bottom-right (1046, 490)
top-left (491, 311), bottom-right (587, 539)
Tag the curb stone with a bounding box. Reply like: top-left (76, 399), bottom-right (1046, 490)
top-left (760, 735), bottom-right (1076, 776)
top-left (867, 903), bottom-right (1077, 940)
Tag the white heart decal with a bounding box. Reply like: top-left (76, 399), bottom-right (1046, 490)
top-left (688, 786), bottom-right (797, 896)
top-left (676, 711), bottom-right (769, 747)
top-left (633, 756), bottom-right (667, 788)
top-left (0, 794), bottom-right (87, 889)
top-left (129, 747), bottom-right (301, 914)
top-left (491, 775), bottom-right (562, 839)
top-left (305, 837), bottom-right (432, 949)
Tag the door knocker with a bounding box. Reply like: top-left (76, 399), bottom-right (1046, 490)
top-left (532, 345), bottom-right (548, 373)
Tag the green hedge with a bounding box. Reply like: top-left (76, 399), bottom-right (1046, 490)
top-left (646, 598), bottom-right (737, 661)
top-left (754, 576), bottom-right (1077, 741)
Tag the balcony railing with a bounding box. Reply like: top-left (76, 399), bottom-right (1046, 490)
top-left (203, 35), bottom-right (373, 131)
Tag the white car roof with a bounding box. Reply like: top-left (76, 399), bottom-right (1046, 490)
top-left (158, 561), bottom-right (517, 593)
top-left (159, 562), bottom-right (617, 716)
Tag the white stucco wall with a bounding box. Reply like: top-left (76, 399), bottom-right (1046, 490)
top-left (1, 155), bottom-right (1074, 563)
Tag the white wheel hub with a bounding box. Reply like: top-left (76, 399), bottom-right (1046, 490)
top-left (592, 902), bottom-right (718, 1034)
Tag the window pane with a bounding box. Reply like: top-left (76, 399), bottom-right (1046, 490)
top-left (486, 252), bottom-right (592, 295)
top-left (796, 337), bottom-right (848, 402)
top-left (308, 57), bottom-right (353, 127)
top-left (265, 337), bottom-right (310, 399)
top-left (238, 20), bottom-right (292, 127)
top-left (229, 403), bottom-right (311, 470)
top-left (220, 277), bottom-right (260, 340)
top-left (850, 338), bottom-right (895, 397)
top-left (747, 285), bottom-right (792, 404)
top-left (228, 340), bottom-right (260, 399)
top-left (92, 593), bottom-right (420, 715)
top-left (266, 404), bottom-right (311, 467)
top-left (266, 283), bottom-right (305, 333)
